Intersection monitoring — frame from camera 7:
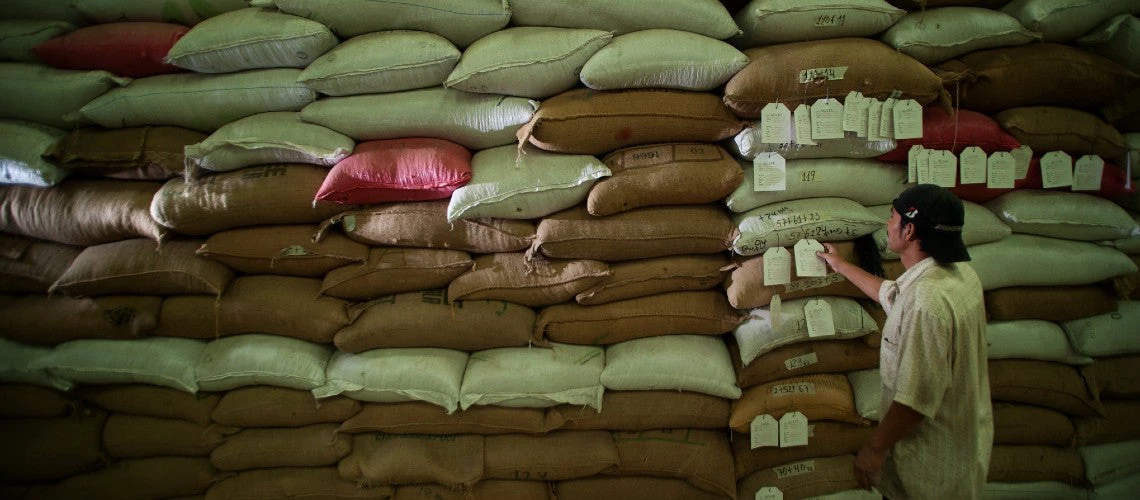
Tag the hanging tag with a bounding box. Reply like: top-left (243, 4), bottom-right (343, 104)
top-left (1040, 151), bottom-right (1074, 188)
top-left (761, 103), bottom-right (793, 144)
top-left (793, 239), bottom-right (827, 277)
top-left (793, 104), bottom-right (816, 146)
top-left (750, 414), bottom-right (779, 449)
top-left (866, 99), bottom-right (884, 141)
top-left (842, 91), bottom-right (864, 133)
top-left (755, 487), bottom-right (784, 500)
top-left (810, 98), bottom-right (844, 140)
top-left (958, 146), bottom-right (987, 184)
top-left (987, 151), bottom-right (1015, 189)
top-left (928, 150), bottom-right (958, 188)
top-left (763, 247), bottom-right (792, 286)
top-left (892, 99), bottom-right (923, 140)
top-left (879, 97), bottom-right (897, 138)
top-left (1011, 145), bottom-right (1033, 180)
top-left (769, 294), bottom-right (783, 331)
top-left (1072, 155), bottom-right (1105, 191)
top-left (753, 153), bottom-right (787, 192)
top-left (804, 298), bottom-right (836, 338)
top-left (779, 411), bottom-right (809, 448)
top-left (915, 148), bottom-right (931, 184)
top-left (907, 145), bottom-right (925, 183)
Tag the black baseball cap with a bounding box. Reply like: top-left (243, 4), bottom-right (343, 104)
top-left (891, 184), bottom-right (970, 263)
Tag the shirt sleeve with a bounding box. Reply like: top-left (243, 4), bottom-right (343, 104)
top-left (891, 306), bottom-right (952, 419)
top-left (879, 279), bottom-right (899, 315)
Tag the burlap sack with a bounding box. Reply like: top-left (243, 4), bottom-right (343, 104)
top-left (447, 253), bottom-right (609, 307)
top-left (575, 254), bottom-right (728, 306)
top-left (0, 236), bottom-right (81, 293)
top-left (165, 8), bottom-right (337, 73)
top-left (550, 390), bottom-right (731, 431)
top-left (210, 424), bottom-right (351, 471)
top-left (0, 63), bottom-right (127, 129)
top-left (483, 431), bottom-right (619, 481)
top-left (336, 289), bottom-right (535, 352)
top-left (737, 454), bottom-right (859, 500)
top-left (103, 414), bottom-right (233, 458)
top-left (734, 296), bottom-right (880, 366)
top-left (0, 20), bottom-right (75, 63)
top-left (985, 285), bottom-right (1118, 322)
top-left (314, 348), bottom-right (466, 412)
top-left (27, 457), bottom-right (219, 500)
top-left (198, 225), bottom-right (368, 278)
top-left (153, 295), bottom-right (222, 340)
top-left (882, 7), bottom-right (1040, 65)
top-left (724, 38), bottom-right (944, 118)
top-left (734, 421), bottom-right (873, 480)
top-left (1063, 300), bottom-right (1140, 357)
top-left (553, 476), bottom-right (725, 500)
top-left (51, 239), bottom-right (233, 296)
top-left (216, 276), bottom-right (350, 343)
top-left (297, 31), bottom-right (460, 96)
top-left (321, 248), bottom-right (473, 301)
top-left (535, 290), bottom-right (743, 345)
top-left (988, 445), bottom-right (1086, 484)
top-left (609, 429), bottom-right (734, 498)
top-left (325, 200), bottom-right (535, 253)
top-left (724, 241), bottom-right (864, 309)
top-left (0, 338), bottom-right (74, 390)
top-left (728, 159), bottom-right (908, 214)
top-left (338, 402), bottom-right (552, 435)
top-left (996, 106), bottom-right (1129, 160)
top-left (207, 467), bottom-right (393, 500)
top-left (984, 319), bottom-right (1092, 366)
top-left (588, 143), bottom-right (743, 216)
top-left (0, 294), bottom-right (161, 345)
top-left (735, 0), bottom-right (905, 47)
top-left (196, 334), bottom-right (332, 392)
top-left (1075, 401), bottom-right (1140, 445)
top-left (340, 433), bottom-right (484, 488)
top-left (75, 384), bottom-right (220, 425)
top-left (393, 480), bottom-right (548, 500)
top-left (0, 384), bottom-right (78, 418)
top-left (0, 179), bottom-right (164, 246)
top-left (35, 337), bottom-right (205, 393)
top-left (989, 359), bottom-right (1104, 417)
top-left (0, 409), bottom-right (107, 481)
top-left (188, 112), bottom-right (354, 173)
top-left (600, 335), bottom-right (741, 399)
top-left (45, 126), bottom-right (205, 179)
top-left (508, 0), bottom-right (739, 39)
top-left (519, 88), bottom-right (746, 155)
top-left (151, 164), bottom-right (347, 236)
top-left (729, 374), bottom-right (868, 433)
top-left (732, 198), bottom-right (884, 255)
top-left (733, 338), bottom-right (880, 389)
top-left (580, 29), bottom-right (747, 92)
top-left (459, 343), bottom-right (605, 410)
top-left (1114, 255), bottom-right (1140, 299)
top-left (532, 205), bottom-right (735, 261)
top-left (937, 43), bottom-right (1140, 113)
top-left (212, 386), bottom-right (361, 428)
top-left (993, 403), bottom-right (1075, 446)
top-left (1085, 355), bottom-right (1140, 400)
top-left (969, 234), bottom-right (1139, 290)
top-left (268, 0), bottom-right (510, 47)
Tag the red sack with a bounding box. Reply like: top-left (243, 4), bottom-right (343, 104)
top-left (879, 106), bottom-right (1020, 162)
top-left (34, 22), bottom-right (188, 78)
top-left (1025, 158), bottom-right (1135, 198)
top-left (315, 138), bottom-right (472, 205)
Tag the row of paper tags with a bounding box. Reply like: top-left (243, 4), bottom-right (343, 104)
top-left (762, 240), bottom-right (840, 337)
top-left (758, 91), bottom-right (924, 145)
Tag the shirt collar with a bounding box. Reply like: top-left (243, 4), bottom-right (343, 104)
top-left (895, 256), bottom-right (940, 291)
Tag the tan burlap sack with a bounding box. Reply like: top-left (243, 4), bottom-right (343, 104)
top-left (1085, 355), bottom-right (1140, 400)
top-left (45, 126), bottom-right (206, 179)
top-left (0, 179), bottom-right (164, 246)
top-left (211, 424), bottom-right (351, 471)
top-left (339, 402), bottom-right (552, 435)
top-left (553, 476), bottom-right (725, 500)
top-left (724, 240), bottom-right (864, 309)
top-left (996, 106), bottom-right (1129, 160)
top-left (340, 433), bottom-right (484, 488)
top-left (535, 290), bottom-right (743, 345)
top-left (0, 384), bottom-right (78, 418)
top-left (51, 239), bottom-right (233, 296)
top-left (325, 200), bottom-right (535, 253)
top-left (103, 414), bottom-right (233, 458)
top-left (1075, 400), bottom-right (1140, 446)
top-left (27, 457), bottom-right (219, 500)
top-left (531, 205), bottom-right (735, 261)
top-left (74, 384), bottom-right (219, 425)
top-left (588, 143), bottom-right (744, 216)
top-left (0, 294), bottom-right (161, 345)
top-left (393, 480), bottom-right (548, 500)
top-left (216, 276), bottom-right (350, 343)
top-left (484, 431), bottom-right (619, 481)
top-left (152, 295), bottom-right (221, 340)
top-left (729, 374), bottom-right (868, 433)
top-left (985, 285), bottom-right (1118, 322)
top-left (0, 409), bottom-right (107, 482)
top-left (733, 421), bottom-right (874, 480)
top-left (733, 338), bottom-right (880, 389)
top-left (609, 429), bottom-right (734, 498)
top-left (448, 253), bottom-right (609, 307)
top-left (207, 467), bottom-right (393, 500)
top-left (724, 38), bottom-right (944, 118)
top-left (198, 225), bottom-right (368, 278)
top-left (737, 454), bottom-right (859, 500)
top-left (993, 403), bottom-right (1075, 447)
top-left (549, 390), bottom-right (731, 431)
top-left (988, 445), bottom-right (1086, 484)
top-left (321, 248), bottom-right (473, 301)
top-left (151, 164), bottom-right (346, 236)
top-left (336, 289), bottom-right (534, 352)
top-left (989, 359), bottom-right (1104, 417)
top-left (575, 254), bottom-right (728, 305)
top-left (211, 386), bottom-right (361, 428)
top-left (0, 236), bottom-right (81, 294)
top-left (519, 88), bottom-right (746, 155)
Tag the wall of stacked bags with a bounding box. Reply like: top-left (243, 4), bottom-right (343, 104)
top-left (0, 0), bottom-right (1139, 498)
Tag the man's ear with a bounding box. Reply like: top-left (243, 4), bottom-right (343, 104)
top-left (903, 222), bottom-right (917, 242)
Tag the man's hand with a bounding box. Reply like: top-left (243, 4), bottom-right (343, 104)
top-left (854, 442), bottom-right (888, 490)
top-left (816, 242), bottom-right (847, 271)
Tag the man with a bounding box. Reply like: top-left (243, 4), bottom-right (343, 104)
top-left (816, 183), bottom-right (992, 498)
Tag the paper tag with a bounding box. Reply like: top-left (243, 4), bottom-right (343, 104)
top-left (793, 104), bottom-right (816, 146)
top-left (779, 412), bottom-right (809, 448)
top-left (987, 151), bottom-right (1015, 189)
top-left (798, 66), bottom-right (848, 83)
top-left (810, 98), bottom-right (844, 140)
top-left (753, 153), bottom-right (787, 192)
top-left (856, 96), bottom-right (870, 138)
top-left (915, 148), bottom-right (931, 184)
top-left (784, 352), bottom-right (819, 371)
top-left (804, 299), bottom-right (835, 338)
top-left (755, 487), bottom-right (783, 500)
top-left (1011, 145), bottom-right (1033, 180)
top-left (842, 91), bottom-right (864, 133)
top-left (1040, 151), bottom-right (1074, 188)
top-left (879, 98), bottom-right (897, 139)
top-left (773, 460), bottom-right (815, 480)
top-left (892, 99), bottom-right (923, 140)
top-left (907, 145), bottom-right (924, 183)
top-left (793, 239), bottom-right (827, 277)
top-left (1073, 155), bottom-right (1105, 191)
top-left (761, 103), bottom-right (793, 144)
top-left (866, 99), bottom-right (884, 141)
top-left (750, 414), bottom-right (779, 449)
top-left (928, 150), bottom-right (958, 188)
top-left (763, 247), bottom-right (792, 286)
top-left (959, 146), bottom-right (987, 184)
top-left (769, 294), bottom-right (783, 331)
